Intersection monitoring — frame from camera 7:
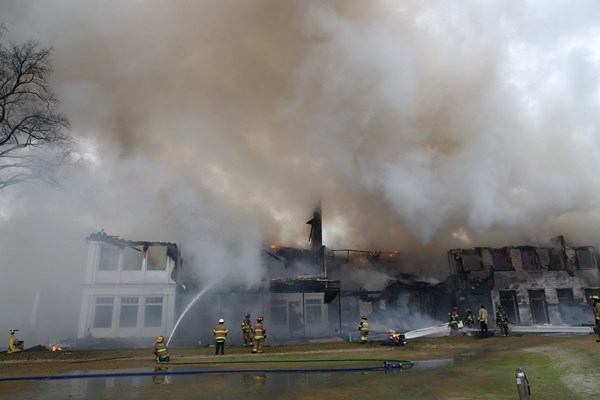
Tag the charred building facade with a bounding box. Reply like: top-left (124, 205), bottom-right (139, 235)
top-left (78, 206), bottom-right (467, 347)
top-left (448, 236), bottom-right (600, 327)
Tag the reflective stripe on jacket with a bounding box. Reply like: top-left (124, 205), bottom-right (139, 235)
top-left (155, 342), bottom-right (168, 355)
top-left (241, 319), bottom-right (252, 332)
top-left (359, 321), bottom-right (369, 333)
top-left (253, 323), bottom-right (265, 339)
top-left (213, 324), bottom-right (228, 342)
top-left (594, 303), bottom-right (600, 321)
top-left (478, 309), bottom-right (488, 324)
top-left (496, 310), bottom-right (508, 324)
top-left (448, 312), bottom-right (460, 326)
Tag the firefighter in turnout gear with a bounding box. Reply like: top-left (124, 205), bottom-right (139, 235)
top-left (8, 329), bottom-right (24, 353)
top-left (495, 305), bottom-right (510, 336)
top-left (359, 316), bottom-right (369, 343)
top-left (592, 295), bottom-right (600, 342)
top-left (464, 309), bottom-right (475, 329)
top-left (213, 318), bottom-right (228, 355)
top-left (478, 305), bottom-right (489, 338)
top-left (241, 314), bottom-right (253, 347)
top-left (252, 316), bottom-right (266, 353)
top-left (153, 335), bottom-right (170, 362)
top-left (448, 306), bottom-right (460, 336)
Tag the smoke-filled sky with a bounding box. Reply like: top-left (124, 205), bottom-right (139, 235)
top-left (1, 0), bottom-right (600, 344)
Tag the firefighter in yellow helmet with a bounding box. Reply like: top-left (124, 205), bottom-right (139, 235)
top-left (252, 316), bottom-right (266, 353)
top-left (592, 295), bottom-right (600, 342)
top-left (153, 335), bottom-right (169, 362)
top-left (213, 318), bottom-right (229, 355)
top-left (359, 316), bottom-right (369, 344)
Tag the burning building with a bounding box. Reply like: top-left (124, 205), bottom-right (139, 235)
top-left (76, 206), bottom-right (467, 347)
top-left (448, 235), bottom-right (600, 327)
top-left (76, 206), bottom-right (342, 346)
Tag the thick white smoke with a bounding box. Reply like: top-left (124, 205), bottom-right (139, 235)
top-left (0, 0), bottom-right (599, 344)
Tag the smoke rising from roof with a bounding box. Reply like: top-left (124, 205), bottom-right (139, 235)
top-left (1, 1), bottom-right (600, 344)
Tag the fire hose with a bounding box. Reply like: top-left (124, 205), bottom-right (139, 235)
top-left (158, 357), bottom-right (414, 366)
top-left (0, 358), bottom-right (414, 382)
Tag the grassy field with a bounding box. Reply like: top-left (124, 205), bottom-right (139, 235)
top-left (1, 333), bottom-right (600, 399)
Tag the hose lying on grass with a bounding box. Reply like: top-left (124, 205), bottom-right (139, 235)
top-left (160, 357), bottom-right (414, 368)
top-left (0, 358), bottom-right (414, 381)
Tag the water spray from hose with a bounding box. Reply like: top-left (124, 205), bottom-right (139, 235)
top-left (167, 282), bottom-right (215, 346)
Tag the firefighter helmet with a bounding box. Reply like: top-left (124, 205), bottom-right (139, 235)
top-left (156, 335), bottom-right (164, 343)
top-left (218, 318), bottom-right (224, 323)
top-left (246, 313), bottom-right (250, 318)
top-left (361, 316), bottom-right (367, 320)
top-left (257, 316), bottom-right (263, 322)
top-left (592, 295), bottom-right (600, 301)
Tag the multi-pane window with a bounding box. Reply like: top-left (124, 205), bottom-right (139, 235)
top-left (119, 297), bottom-right (139, 328)
top-left (305, 299), bottom-right (322, 324)
top-left (144, 297), bottom-right (163, 327)
top-left (98, 244), bottom-right (119, 271)
top-left (94, 297), bottom-right (114, 328)
top-left (270, 299), bottom-right (287, 325)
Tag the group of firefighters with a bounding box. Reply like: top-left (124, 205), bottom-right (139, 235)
top-left (153, 296), bottom-right (600, 361)
top-left (447, 304), bottom-right (509, 337)
top-left (449, 296), bottom-right (600, 340)
top-left (207, 314), bottom-right (267, 355)
top-left (153, 314), bottom-right (267, 361)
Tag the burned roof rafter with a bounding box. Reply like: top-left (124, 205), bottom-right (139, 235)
top-left (87, 231), bottom-right (181, 262)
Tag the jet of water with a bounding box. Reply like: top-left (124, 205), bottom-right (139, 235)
top-left (167, 283), bottom-right (214, 347)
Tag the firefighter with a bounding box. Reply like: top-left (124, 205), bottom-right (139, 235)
top-left (241, 313), bottom-right (253, 347)
top-left (8, 329), bottom-right (24, 353)
top-left (592, 295), bottom-right (600, 342)
top-left (252, 316), bottom-right (266, 353)
top-left (495, 305), bottom-right (510, 336)
top-left (153, 335), bottom-right (170, 362)
top-left (478, 305), bottom-right (488, 338)
top-left (359, 316), bottom-right (369, 344)
top-left (448, 306), bottom-right (460, 336)
top-left (464, 309), bottom-right (475, 329)
top-left (213, 318), bottom-right (228, 355)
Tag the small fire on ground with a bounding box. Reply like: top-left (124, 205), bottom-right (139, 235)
top-left (49, 344), bottom-right (62, 351)
top-left (387, 329), bottom-right (407, 346)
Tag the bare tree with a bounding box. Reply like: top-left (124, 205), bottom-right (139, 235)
top-left (0, 27), bottom-right (72, 191)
